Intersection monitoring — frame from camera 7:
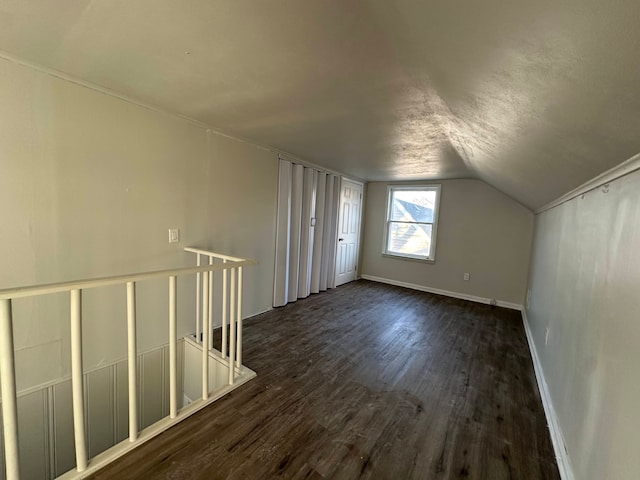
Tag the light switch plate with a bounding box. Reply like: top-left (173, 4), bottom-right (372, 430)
top-left (168, 228), bottom-right (180, 243)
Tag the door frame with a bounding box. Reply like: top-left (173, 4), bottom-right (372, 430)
top-left (334, 178), bottom-right (364, 286)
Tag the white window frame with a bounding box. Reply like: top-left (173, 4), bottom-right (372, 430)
top-left (382, 184), bottom-right (442, 262)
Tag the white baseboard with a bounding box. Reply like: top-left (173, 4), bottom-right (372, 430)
top-left (360, 274), bottom-right (522, 310)
top-left (249, 306), bottom-right (274, 318)
top-left (521, 309), bottom-right (575, 480)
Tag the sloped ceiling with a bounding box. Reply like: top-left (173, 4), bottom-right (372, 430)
top-left (1, 0), bottom-right (640, 209)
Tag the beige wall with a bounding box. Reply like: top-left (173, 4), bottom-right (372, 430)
top-left (0, 58), bottom-right (277, 391)
top-left (526, 168), bottom-right (640, 479)
top-left (361, 179), bottom-right (534, 305)
top-left (206, 132), bottom-right (277, 317)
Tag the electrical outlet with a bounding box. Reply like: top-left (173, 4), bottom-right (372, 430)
top-left (168, 228), bottom-right (180, 244)
top-left (463, 272), bottom-right (470, 281)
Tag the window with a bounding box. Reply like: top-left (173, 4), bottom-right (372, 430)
top-left (383, 185), bottom-right (441, 261)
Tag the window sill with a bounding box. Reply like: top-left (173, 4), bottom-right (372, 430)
top-left (382, 253), bottom-right (435, 264)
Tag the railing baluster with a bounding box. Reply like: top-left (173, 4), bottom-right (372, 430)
top-left (0, 249), bottom-right (255, 479)
top-left (221, 259), bottom-right (228, 359)
top-left (169, 276), bottom-right (177, 418)
top-left (70, 289), bottom-right (88, 472)
top-left (236, 267), bottom-right (243, 369)
top-left (228, 268), bottom-right (236, 385)
top-left (0, 299), bottom-right (20, 480)
top-left (208, 256), bottom-right (214, 350)
top-left (126, 282), bottom-right (138, 441)
top-left (195, 253), bottom-right (201, 343)
top-left (201, 271), bottom-right (209, 399)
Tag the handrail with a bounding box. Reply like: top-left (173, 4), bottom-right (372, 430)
top-left (0, 259), bottom-right (256, 300)
top-left (0, 249), bottom-right (256, 480)
top-left (183, 246), bottom-right (245, 263)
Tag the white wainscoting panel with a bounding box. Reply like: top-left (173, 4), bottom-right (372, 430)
top-left (17, 390), bottom-right (48, 479)
top-left (140, 348), bottom-right (164, 431)
top-left (52, 381), bottom-right (75, 478)
top-left (0, 340), bottom-right (187, 479)
top-left (114, 362), bottom-right (129, 444)
top-left (87, 367), bottom-right (115, 458)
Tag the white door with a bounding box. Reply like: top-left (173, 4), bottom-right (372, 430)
top-left (335, 180), bottom-right (363, 286)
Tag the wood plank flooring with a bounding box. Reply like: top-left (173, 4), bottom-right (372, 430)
top-left (90, 280), bottom-right (559, 479)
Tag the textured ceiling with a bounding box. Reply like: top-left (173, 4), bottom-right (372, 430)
top-left (1, 0), bottom-right (640, 209)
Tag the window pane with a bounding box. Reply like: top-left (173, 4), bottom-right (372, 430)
top-left (390, 190), bottom-right (436, 223)
top-left (387, 222), bottom-right (432, 257)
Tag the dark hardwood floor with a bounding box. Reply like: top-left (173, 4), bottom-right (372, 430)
top-left (90, 280), bottom-right (559, 479)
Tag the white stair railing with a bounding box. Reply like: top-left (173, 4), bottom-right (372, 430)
top-left (184, 247), bottom-right (246, 383)
top-left (0, 249), bottom-right (256, 480)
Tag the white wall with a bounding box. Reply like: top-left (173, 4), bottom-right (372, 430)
top-left (361, 179), bottom-right (534, 305)
top-left (0, 57), bottom-right (277, 392)
top-left (526, 168), bottom-right (640, 479)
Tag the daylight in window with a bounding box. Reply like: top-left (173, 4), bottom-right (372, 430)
top-left (385, 186), bottom-right (440, 261)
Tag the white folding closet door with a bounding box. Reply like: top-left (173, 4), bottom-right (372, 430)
top-left (319, 175), bottom-right (334, 291)
top-left (273, 160), bottom-right (292, 307)
top-left (287, 165), bottom-right (304, 303)
top-left (327, 176), bottom-right (342, 289)
top-left (310, 172), bottom-right (327, 294)
top-left (298, 168), bottom-right (317, 298)
top-left (273, 160), bottom-right (342, 307)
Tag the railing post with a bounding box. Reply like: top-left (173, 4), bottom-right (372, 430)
top-left (201, 271), bottom-right (209, 399)
top-left (126, 282), bottom-right (138, 441)
top-left (70, 289), bottom-right (88, 472)
top-left (221, 259), bottom-right (228, 359)
top-left (228, 267), bottom-right (236, 385)
top-left (0, 299), bottom-right (20, 480)
top-left (208, 256), bottom-right (214, 350)
top-left (195, 253), bottom-right (201, 343)
top-left (236, 267), bottom-right (243, 369)
top-left (169, 276), bottom-right (177, 418)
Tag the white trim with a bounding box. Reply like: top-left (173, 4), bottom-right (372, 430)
top-left (536, 151), bottom-right (640, 214)
top-left (382, 184), bottom-right (442, 262)
top-left (244, 307), bottom-right (274, 318)
top-left (341, 177), bottom-right (364, 187)
top-left (521, 310), bottom-right (575, 480)
top-left (360, 275), bottom-right (522, 310)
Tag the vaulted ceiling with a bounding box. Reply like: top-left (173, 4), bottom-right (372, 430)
top-left (2, 0), bottom-right (640, 209)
